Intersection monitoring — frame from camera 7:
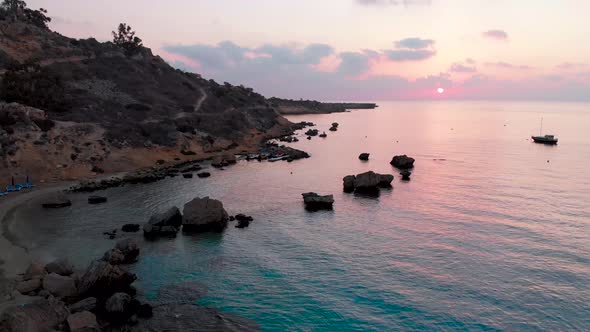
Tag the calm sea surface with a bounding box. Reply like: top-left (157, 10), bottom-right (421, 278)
top-left (12, 101), bottom-right (590, 331)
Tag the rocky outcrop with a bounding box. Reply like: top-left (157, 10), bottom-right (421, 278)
top-left (143, 207), bottom-right (182, 237)
top-left (67, 311), bottom-right (99, 332)
top-left (43, 273), bottom-right (77, 298)
top-left (234, 214), bottom-right (253, 229)
top-left (302, 192), bottom-right (334, 211)
top-left (0, 297), bottom-right (69, 332)
top-left (103, 238), bottom-right (140, 265)
top-left (343, 171), bottom-right (394, 193)
top-left (182, 197), bottom-right (229, 233)
top-left (390, 155), bottom-right (415, 169)
top-left (78, 260), bottom-right (136, 297)
top-left (41, 194), bottom-right (71, 208)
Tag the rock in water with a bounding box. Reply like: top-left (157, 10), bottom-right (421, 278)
top-left (400, 170), bottom-right (412, 181)
top-left (143, 206), bottom-right (182, 237)
top-left (122, 223), bottom-right (140, 232)
top-left (182, 197), bottom-right (229, 233)
top-left (0, 297), bottom-right (69, 332)
top-left (359, 153), bottom-right (370, 161)
top-left (67, 311), bottom-right (99, 332)
top-left (41, 194), bottom-right (71, 208)
top-left (45, 258), bottom-right (74, 276)
top-left (390, 155), bottom-right (415, 169)
top-left (107, 238), bottom-right (140, 264)
top-left (182, 173), bottom-right (193, 179)
top-left (343, 175), bottom-right (356, 193)
top-left (105, 293), bottom-right (134, 322)
top-left (197, 172), bottom-right (211, 178)
top-left (88, 195), bottom-right (107, 204)
top-left (343, 171), bottom-right (394, 193)
top-left (43, 273), bottom-right (77, 298)
top-left (302, 192), bottom-right (334, 211)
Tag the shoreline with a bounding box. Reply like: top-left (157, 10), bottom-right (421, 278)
top-left (0, 184), bottom-right (71, 280)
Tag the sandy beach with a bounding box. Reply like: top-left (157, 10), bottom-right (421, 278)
top-left (0, 184), bottom-right (70, 280)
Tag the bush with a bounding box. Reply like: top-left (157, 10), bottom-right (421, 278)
top-left (112, 23), bottom-right (143, 56)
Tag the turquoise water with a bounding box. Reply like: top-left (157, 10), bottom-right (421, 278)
top-left (13, 101), bottom-right (590, 331)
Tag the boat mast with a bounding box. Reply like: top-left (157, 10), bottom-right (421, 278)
top-left (540, 117), bottom-right (543, 136)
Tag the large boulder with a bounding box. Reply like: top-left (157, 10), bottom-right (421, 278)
top-left (302, 193), bottom-right (334, 211)
top-left (16, 278), bottom-right (42, 294)
top-left (69, 297), bottom-right (97, 313)
top-left (67, 311), bottom-right (99, 332)
top-left (78, 260), bottom-right (136, 298)
top-left (41, 194), bottom-right (71, 208)
top-left (0, 297), bottom-right (69, 332)
top-left (143, 207), bottom-right (182, 237)
top-left (23, 262), bottom-right (45, 281)
top-left (390, 155), bottom-right (415, 169)
top-left (43, 273), bottom-right (77, 298)
top-left (182, 197), bottom-right (228, 233)
top-left (45, 258), bottom-right (74, 276)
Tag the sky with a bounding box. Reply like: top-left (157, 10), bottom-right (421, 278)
top-left (27, 0), bottom-right (590, 101)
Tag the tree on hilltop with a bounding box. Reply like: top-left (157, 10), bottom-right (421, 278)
top-left (112, 23), bottom-right (143, 56)
top-left (0, 0), bottom-right (51, 28)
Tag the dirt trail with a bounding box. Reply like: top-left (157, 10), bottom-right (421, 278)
top-left (175, 87), bottom-right (207, 119)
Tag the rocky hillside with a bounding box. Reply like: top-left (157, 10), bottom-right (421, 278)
top-left (0, 19), bottom-right (296, 183)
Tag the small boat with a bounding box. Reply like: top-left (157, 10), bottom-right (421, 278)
top-left (531, 117), bottom-right (558, 145)
top-left (268, 156), bottom-right (284, 162)
top-left (532, 135), bottom-right (558, 145)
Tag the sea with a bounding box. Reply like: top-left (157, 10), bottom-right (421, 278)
top-left (10, 101), bottom-right (590, 331)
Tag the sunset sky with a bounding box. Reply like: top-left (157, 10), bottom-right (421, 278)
top-left (28, 0), bottom-right (590, 101)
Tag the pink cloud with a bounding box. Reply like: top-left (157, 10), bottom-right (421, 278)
top-left (482, 30), bottom-right (509, 41)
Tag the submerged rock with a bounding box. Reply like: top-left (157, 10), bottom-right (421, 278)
top-left (41, 194), bottom-right (71, 208)
top-left (131, 304), bottom-right (259, 332)
top-left (182, 173), bottom-right (193, 179)
top-left (358, 153), bottom-right (370, 161)
top-left (182, 197), bottom-right (229, 233)
top-left (390, 155), bottom-right (415, 169)
top-left (302, 192), bottom-right (334, 211)
top-left (197, 172), bottom-right (211, 178)
top-left (122, 224), bottom-right (140, 232)
top-left (88, 195), bottom-right (107, 204)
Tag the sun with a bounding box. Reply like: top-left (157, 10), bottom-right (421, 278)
top-left (437, 88), bottom-right (445, 94)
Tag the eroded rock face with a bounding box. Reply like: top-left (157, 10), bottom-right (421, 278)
top-left (0, 297), bottom-right (69, 332)
top-left (390, 155), bottom-right (415, 169)
top-left (302, 193), bottom-right (334, 211)
top-left (43, 273), bottom-right (77, 298)
top-left (182, 197), bottom-right (228, 233)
